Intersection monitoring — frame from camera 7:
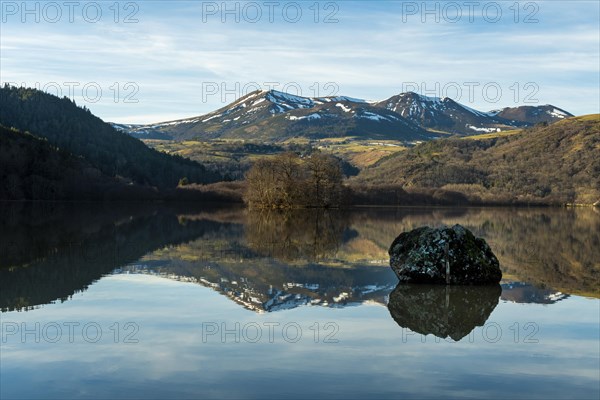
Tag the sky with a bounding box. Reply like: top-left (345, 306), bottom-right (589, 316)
top-left (1, 0), bottom-right (599, 124)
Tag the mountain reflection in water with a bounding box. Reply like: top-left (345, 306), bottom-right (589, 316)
top-left (0, 203), bottom-right (597, 313)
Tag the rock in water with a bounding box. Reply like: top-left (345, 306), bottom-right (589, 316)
top-left (388, 224), bottom-right (502, 284)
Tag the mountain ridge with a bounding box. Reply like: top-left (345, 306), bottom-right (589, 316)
top-left (114, 89), bottom-right (436, 142)
top-left (113, 89), bottom-right (573, 141)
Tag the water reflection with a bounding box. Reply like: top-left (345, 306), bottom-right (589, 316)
top-left (350, 207), bottom-right (600, 297)
top-left (119, 263), bottom-right (397, 312)
top-left (387, 284), bottom-right (502, 341)
top-left (244, 209), bottom-right (352, 262)
top-left (1, 204), bottom-right (598, 400)
top-left (0, 204), bottom-right (598, 312)
top-left (501, 282), bottom-right (569, 304)
top-left (0, 202), bottom-right (239, 311)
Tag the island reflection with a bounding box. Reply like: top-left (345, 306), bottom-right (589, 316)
top-left (244, 209), bottom-right (351, 262)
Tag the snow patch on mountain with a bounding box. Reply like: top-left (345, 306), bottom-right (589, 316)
top-left (548, 108), bottom-right (568, 118)
top-left (457, 102), bottom-right (489, 117)
top-left (336, 103), bottom-right (352, 112)
top-left (288, 112), bottom-right (321, 121)
top-left (486, 109), bottom-right (502, 117)
top-left (266, 90), bottom-right (314, 108)
top-left (202, 114), bottom-right (221, 123)
top-left (467, 125), bottom-right (500, 133)
top-left (414, 93), bottom-right (443, 105)
top-left (357, 111), bottom-right (397, 122)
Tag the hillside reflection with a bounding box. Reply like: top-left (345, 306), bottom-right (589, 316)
top-left (0, 202), bottom-right (239, 311)
top-left (0, 204), bottom-right (597, 312)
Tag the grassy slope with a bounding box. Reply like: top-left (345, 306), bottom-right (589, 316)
top-left (354, 115), bottom-right (600, 205)
top-left (144, 138), bottom-right (408, 178)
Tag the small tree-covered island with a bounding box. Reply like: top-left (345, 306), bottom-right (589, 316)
top-left (244, 152), bottom-right (344, 209)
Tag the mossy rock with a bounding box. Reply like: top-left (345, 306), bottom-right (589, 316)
top-left (388, 224), bottom-right (502, 284)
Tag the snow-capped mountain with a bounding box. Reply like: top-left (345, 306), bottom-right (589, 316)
top-left (113, 90), bottom-right (573, 141)
top-left (488, 105), bottom-right (573, 125)
top-left (114, 89), bottom-right (435, 142)
top-left (372, 92), bottom-right (572, 135)
top-left (373, 92), bottom-right (512, 134)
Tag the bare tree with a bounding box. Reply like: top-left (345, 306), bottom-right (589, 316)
top-left (244, 152), bottom-right (343, 209)
top-left (304, 152), bottom-right (343, 208)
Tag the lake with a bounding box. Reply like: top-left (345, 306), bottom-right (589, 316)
top-left (1, 203), bottom-right (599, 399)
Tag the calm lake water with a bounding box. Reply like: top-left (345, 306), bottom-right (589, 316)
top-left (1, 203), bottom-right (599, 399)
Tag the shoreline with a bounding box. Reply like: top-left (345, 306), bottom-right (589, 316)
top-left (1, 198), bottom-right (597, 208)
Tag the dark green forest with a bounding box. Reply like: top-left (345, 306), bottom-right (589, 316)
top-left (0, 124), bottom-right (166, 199)
top-left (0, 85), bottom-right (220, 192)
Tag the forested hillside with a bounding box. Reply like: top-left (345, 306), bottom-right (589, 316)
top-left (0, 125), bottom-right (161, 199)
top-left (0, 85), bottom-right (220, 189)
top-left (354, 115), bottom-right (600, 205)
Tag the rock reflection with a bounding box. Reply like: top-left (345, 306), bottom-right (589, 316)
top-left (387, 284), bottom-right (501, 341)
